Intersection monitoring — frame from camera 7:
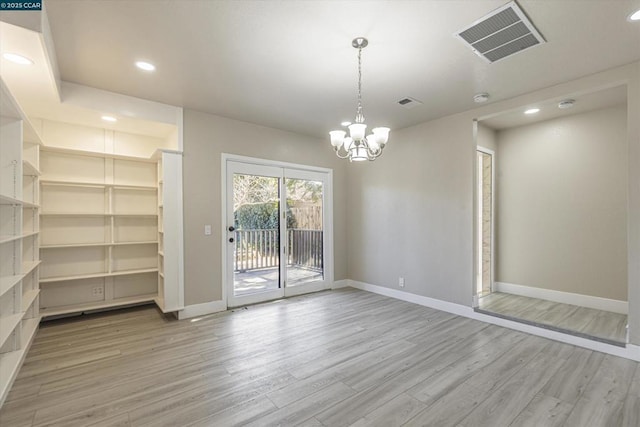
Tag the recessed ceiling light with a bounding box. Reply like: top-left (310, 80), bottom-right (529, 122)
top-left (135, 61), bottom-right (156, 72)
top-left (473, 93), bottom-right (490, 103)
top-left (341, 121), bottom-right (351, 126)
top-left (2, 53), bottom-right (34, 65)
top-left (628, 9), bottom-right (640, 21)
top-left (101, 115), bottom-right (117, 122)
top-left (524, 108), bottom-right (540, 115)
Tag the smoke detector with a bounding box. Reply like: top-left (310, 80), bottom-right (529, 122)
top-left (558, 99), bottom-right (576, 109)
top-left (474, 93), bottom-right (491, 103)
top-left (455, 1), bottom-right (546, 63)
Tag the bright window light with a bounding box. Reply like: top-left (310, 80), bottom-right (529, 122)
top-left (524, 108), bottom-right (540, 115)
top-left (135, 61), bottom-right (156, 71)
top-left (2, 53), bottom-right (34, 65)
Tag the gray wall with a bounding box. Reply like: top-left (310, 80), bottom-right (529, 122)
top-left (495, 106), bottom-right (628, 301)
top-left (347, 113), bottom-right (475, 306)
top-left (182, 110), bottom-right (347, 305)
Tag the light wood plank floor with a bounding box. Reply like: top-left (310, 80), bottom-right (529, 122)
top-left (477, 292), bottom-right (628, 345)
top-left (1, 288), bottom-right (638, 427)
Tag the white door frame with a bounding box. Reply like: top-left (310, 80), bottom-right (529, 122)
top-left (221, 154), bottom-right (334, 308)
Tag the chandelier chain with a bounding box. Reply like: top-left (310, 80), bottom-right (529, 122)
top-left (355, 46), bottom-right (364, 124)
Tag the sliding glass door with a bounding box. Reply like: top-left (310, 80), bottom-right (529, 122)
top-left (225, 159), bottom-right (331, 307)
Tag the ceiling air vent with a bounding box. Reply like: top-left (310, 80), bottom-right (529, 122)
top-left (455, 1), bottom-right (545, 63)
top-left (397, 97), bottom-right (423, 109)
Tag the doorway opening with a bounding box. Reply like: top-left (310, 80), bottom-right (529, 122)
top-left (472, 85), bottom-right (629, 346)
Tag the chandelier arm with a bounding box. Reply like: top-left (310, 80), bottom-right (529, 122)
top-left (334, 147), bottom-right (351, 159)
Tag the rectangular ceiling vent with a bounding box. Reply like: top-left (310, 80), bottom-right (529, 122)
top-left (454, 1), bottom-right (545, 63)
top-left (397, 97), bottom-right (423, 109)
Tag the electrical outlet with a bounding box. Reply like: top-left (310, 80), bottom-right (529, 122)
top-left (204, 225), bottom-right (212, 235)
top-left (92, 287), bottom-right (104, 296)
top-left (398, 277), bottom-right (405, 288)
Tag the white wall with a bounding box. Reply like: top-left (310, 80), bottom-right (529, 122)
top-left (33, 119), bottom-right (175, 157)
top-left (477, 124), bottom-right (497, 152)
top-left (182, 110), bottom-right (347, 305)
top-left (495, 105), bottom-right (628, 301)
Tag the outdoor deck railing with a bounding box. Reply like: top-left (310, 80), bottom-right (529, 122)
top-left (234, 229), bottom-right (323, 272)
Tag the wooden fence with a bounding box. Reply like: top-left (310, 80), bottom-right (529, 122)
top-left (234, 229), bottom-right (323, 272)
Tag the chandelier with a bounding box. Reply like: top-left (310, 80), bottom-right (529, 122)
top-left (329, 37), bottom-right (390, 162)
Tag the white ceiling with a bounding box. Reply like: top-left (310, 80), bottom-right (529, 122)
top-left (43, 0), bottom-right (640, 138)
top-left (481, 84), bottom-right (627, 130)
top-left (0, 20), bottom-right (177, 138)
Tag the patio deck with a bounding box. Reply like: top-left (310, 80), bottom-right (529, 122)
top-left (234, 266), bottom-right (323, 296)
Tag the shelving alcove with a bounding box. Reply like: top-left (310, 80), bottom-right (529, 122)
top-left (38, 146), bottom-right (184, 317)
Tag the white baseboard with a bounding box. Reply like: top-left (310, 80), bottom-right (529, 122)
top-left (332, 279), bottom-right (350, 289)
top-left (349, 280), bottom-right (471, 317)
top-left (346, 279), bottom-right (639, 362)
top-left (178, 299), bottom-right (227, 320)
top-left (494, 282), bottom-right (628, 314)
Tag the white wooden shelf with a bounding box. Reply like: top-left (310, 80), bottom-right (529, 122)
top-left (40, 180), bottom-right (156, 191)
top-left (0, 314), bottom-right (22, 349)
top-left (0, 235), bottom-right (21, 245)
top-left (21, 290), bottom-right (40, 312)
top-left (40, 295), bottom-right (156, 317)
top-left (40, 145), bottom-right (156, 163)
top-left (21, 317), bottom-right (39, 344)
top-left (22, 160), bottom-right (40, 176)
top-left (0, 194), bottom-right (23, 205)
top-left (0, 196), bottom-right (39, 209)
top-left (40, 212), bottom-right (157, 218)
top-left (40, 268), bottom-right (159, 284)
top-left (0, 275), bottom-right (24, 298)
top-left (0, 232), bottom-right (39, 245)
top-left (41, 241), bottom-right (158, 249)
top-left (22, 260), bottom-right (41, 275)
top-left (0, 349), bottom-right (23, 403)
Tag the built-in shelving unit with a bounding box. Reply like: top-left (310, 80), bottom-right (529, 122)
top-left (0, 77), bottom-right (42, 406)
top-left (154, 151), bottom-right (184, 313)
top-left (39, 147), bottom-right (161, 317)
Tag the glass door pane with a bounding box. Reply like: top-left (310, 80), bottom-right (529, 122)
top-left (285, 178), bottom-right (324, 286)
top-left (232, 173), bottom-right (281, 297)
